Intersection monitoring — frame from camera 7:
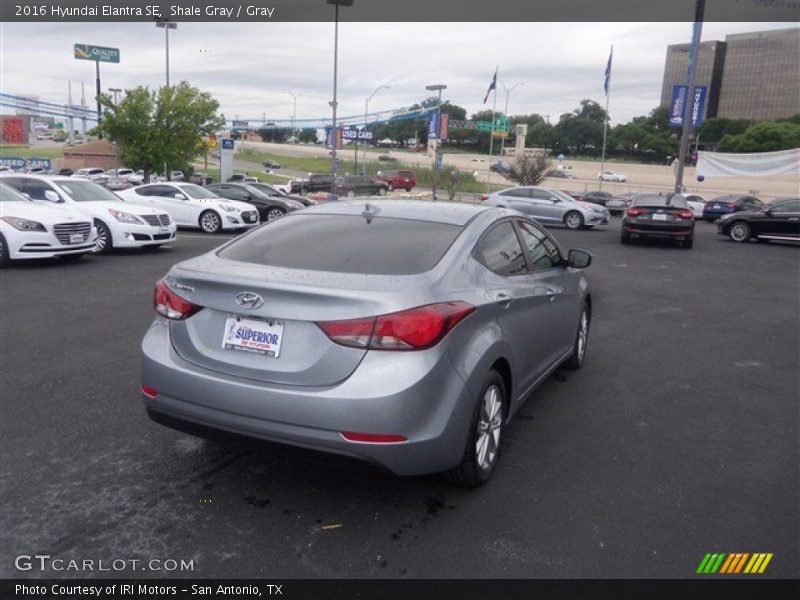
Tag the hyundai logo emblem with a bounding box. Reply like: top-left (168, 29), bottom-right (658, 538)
top-left (235, 292), bottom-right (264, 310)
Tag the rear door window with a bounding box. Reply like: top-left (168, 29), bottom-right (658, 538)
top-left (475, 221), bottom-right (528, 276)
top-left (218, 215), bottom-right (464, 275)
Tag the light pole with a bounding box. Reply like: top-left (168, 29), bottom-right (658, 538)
top-left (425, 83), bottom-right (447, 200)
top-left (357, 84), bottom-right (390, 175)
top-left (284, 89), bottom-right (302, 143)
top-left (499, 80), bottom-right (524, 159)
top-left (109, 88), bottom-right (122, 104)
top-left (327, 0), bottom-right (353, 201)
top-left (155, 19), bottom-right (177, 87)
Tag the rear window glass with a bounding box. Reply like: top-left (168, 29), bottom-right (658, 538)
top-left (218, 215), bottom-right (463, 275)
top-left (633, 194), bottom-right (688, 208)
top-left (398, 171), bottom-right (414, 177)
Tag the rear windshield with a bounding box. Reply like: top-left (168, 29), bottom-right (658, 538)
top-left (398, 171), bottom-right (414, 177)
top-left (218, 215), bottom-right (463, 275)
top-left (633, 194), bottom-right (688, 208)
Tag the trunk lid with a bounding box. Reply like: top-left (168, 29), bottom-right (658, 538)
top-left (166, 255), bottom-right (436, 386)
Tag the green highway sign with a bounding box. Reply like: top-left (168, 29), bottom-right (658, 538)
top-left (476, 119), bottom-right (509, 132)
top-left (74, 43), bottom-right (120, 63)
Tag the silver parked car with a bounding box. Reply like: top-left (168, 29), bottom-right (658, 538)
top-left (484, 186), bottom-right (610, 230)
top-left (141, 200), bottom-right (593, 486)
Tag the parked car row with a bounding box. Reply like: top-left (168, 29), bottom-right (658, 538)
top-left (481, 186), bottom-right (610, 230)
top-left (289, 174), bottom-right (394, 197)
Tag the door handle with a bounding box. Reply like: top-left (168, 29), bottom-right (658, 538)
top-left (496, 294), bottom-right (513, 308)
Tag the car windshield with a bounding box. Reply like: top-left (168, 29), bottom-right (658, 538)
top-left (249, 183), bottom-right (280, 195)
top-left (56, 180), bottom-right (121, 202)
top-left (0, 183), bottom-right (28, 202)
top-left (181, 184), bottom-right (219, 199)
top-left (218, 215), bottom-right (464, 275)
top-left (633, 194), bottom-right (688, 208)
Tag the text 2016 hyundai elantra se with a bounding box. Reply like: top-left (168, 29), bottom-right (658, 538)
top-left (142, 200), bottom-right (592, 486)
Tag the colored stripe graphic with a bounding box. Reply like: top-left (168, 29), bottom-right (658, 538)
top-left (719, 554), bottom-right (736, 573)
top-left (701, 552), bottom-right (773, 574)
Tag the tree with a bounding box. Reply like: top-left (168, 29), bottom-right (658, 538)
top-left (718, 121), bottom-right (800, 152)
top-left (698, 117), bottom-right (751, 147)
top-left (297, 128), bottom-right (319, 144)
top-left (505, 153), bottom-right (551, 186)
top-left (574, 99), bottom-right (607, 124)
top-left (97, 83), bottom-right (224, 181)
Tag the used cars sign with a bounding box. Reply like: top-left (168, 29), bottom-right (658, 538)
top-left (74, 43), bottom-right (120, 63)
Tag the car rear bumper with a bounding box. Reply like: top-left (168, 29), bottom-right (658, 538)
top-left (141, 319), bottom-right (474, 476)
top-left (623, 224), bottom-right (693, 239)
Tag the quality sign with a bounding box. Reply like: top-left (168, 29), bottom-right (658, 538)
top-left (74, 43), bottom-right (120, 63)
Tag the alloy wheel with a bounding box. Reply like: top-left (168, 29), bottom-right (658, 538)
top-left (475, 385), bottom-right (503, 471)
top-left (267, 208), bottom-right (284, 221)
top-left (201, 212), bottom-right (221, 233)
top-left (577, 310), bottom-right (588, 363)
top-left (730, 222), bottom-right (750, 242)
top-left (565, 212), bottom-right (582, 230)
top-left (94, 226), bottom-right (107, 252)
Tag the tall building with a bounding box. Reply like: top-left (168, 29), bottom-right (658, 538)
top-left (717, 28), bottom-right (800, 121)
top-left (660, 40), bottom-right (727, 120)
top-left (660, 27), bottom-right (799, 122)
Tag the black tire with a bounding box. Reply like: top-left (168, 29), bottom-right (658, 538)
top-left (377, 187), bottom-right (387, 196)
top-left (94, 220), bottom-right (113, 254)
top-left (682, 236), bottom-right (694, 249)
top-left (405, 187), bottom-right (412, 192)
top-left (0, 234), bottom-right (10, 267)
top-left (563, 303), bottom-right (590, 370)
top-left (728, 221), bottom-right (751, 243)
top-left (620, 229), bottom-right (630, 245)
top-left (443, 371), bottom-right (506, 488)
top-left (266, 207), bottom-right (286, 221)
top-left (199, 210), bottom-right (222, 234)
top-left (564, 211), bottom-right (584, 230)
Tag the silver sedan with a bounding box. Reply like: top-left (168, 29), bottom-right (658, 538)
top-left (141, 200), bottom-right (593, 486)
top-left (484, 186), bottom-right (610, 230)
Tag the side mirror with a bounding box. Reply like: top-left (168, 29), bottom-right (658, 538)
top-left (174, 193), bottom-right (186, 200)
top-left (44, 190), bottom-right (62, 203)
top-left (567, 249), bottom-right (592, 269)
top-left (763, 207), bottom-right (773, 215)
top-left (550, 197), bottom-right (561, 203)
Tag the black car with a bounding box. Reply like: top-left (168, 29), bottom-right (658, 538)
top-left (621, 193), bottom-right (695, 248)
top-left (262, 160), bottom-right (282, 170)
top-left (378, 154), bottom-right (398, 162)
top-left (335, 176), bottom-right (389, 197)
top-left (206, 183), bottom-right (304, 221)
top-left (582, 191), bottom-right (614, 206)
top-left (247, 182), bottom-right (318, 207)
top-left (716, 197), bottom-right (800, 244)
top-left (292, 174), bottom-right (334, 194)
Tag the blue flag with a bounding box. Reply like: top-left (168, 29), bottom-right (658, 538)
top-left (483, 68), bottom-right (497, 104)
top-left (604, 46), bottom-right (613, 96)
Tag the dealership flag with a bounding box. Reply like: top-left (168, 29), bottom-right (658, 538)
top-left (604, 46), bottom-right (613, 95)
top-left (483, 68), bottom-right (498, 104)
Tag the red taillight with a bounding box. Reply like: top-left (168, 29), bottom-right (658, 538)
top-left (154, 279), bottom-right (201, 320)
top-left (627, 207), bottom-right (646, 217)
top-left (141, 385), bottom-right (159, 398)
top-left (676, 209), bottom-right (694, 219)
top-left (317, 301), bottom-right (475, 351)
top-left (480, 194), bottom-right (489, 201)
top-left (340, 431), bottom-right (407, 444)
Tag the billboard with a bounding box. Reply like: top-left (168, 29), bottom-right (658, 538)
top-left (669, 85), bottom-right (707, 128)
top-left (343, 129), bottom-right (373, 141)
top-left (2, 117), bottom-right (26, 144)
top-left (74, 44), bottom-right (120, 63)
top-left (428, 112), bottom-right (449, 140)
top-left (325, 126), bottom-right (343, 150)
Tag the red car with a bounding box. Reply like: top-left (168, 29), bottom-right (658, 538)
top-left (376, 169), bottom-right (416, 192)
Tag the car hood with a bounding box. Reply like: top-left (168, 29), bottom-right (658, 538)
top-left (61, 200), bottom-right (168, 218)
top-left (0, 201), bottom-right (90, 224)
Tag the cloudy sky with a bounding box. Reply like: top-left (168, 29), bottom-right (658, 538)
top-left (0, 21), bottom-right (791, 125)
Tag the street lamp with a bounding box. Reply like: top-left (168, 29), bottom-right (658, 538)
top-left (155, 19), bottom-right (177, 87)
top-left (499, 80), bottom-right (524, 158)
top-left (425, 83), bottom-right (447, 200)
top-left (327, 0), bottom-right (353, 201)
top-left (109, 87), bottom-right (122, 104)
top-left (357, 84), bottom-right (390, 175)
top-left (284, 89), bottom-right (302, 143)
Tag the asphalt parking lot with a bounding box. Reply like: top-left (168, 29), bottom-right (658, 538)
top-left (0, 221), bottom-right (797, 579)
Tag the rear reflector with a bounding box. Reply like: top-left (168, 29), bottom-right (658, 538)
top-left (141, 385), bottom-right (159, 399)
top-left (317, 301), bottom-right (475, 351)
top-left (340, 431), bottom-right (407, 444)
top-left (154, 279), bottom-right (201, 320)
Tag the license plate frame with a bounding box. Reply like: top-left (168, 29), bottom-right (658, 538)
top-left (652, 213), bottom-right (668, 221)
top-left (222, 316), bottom-right (284, 358)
